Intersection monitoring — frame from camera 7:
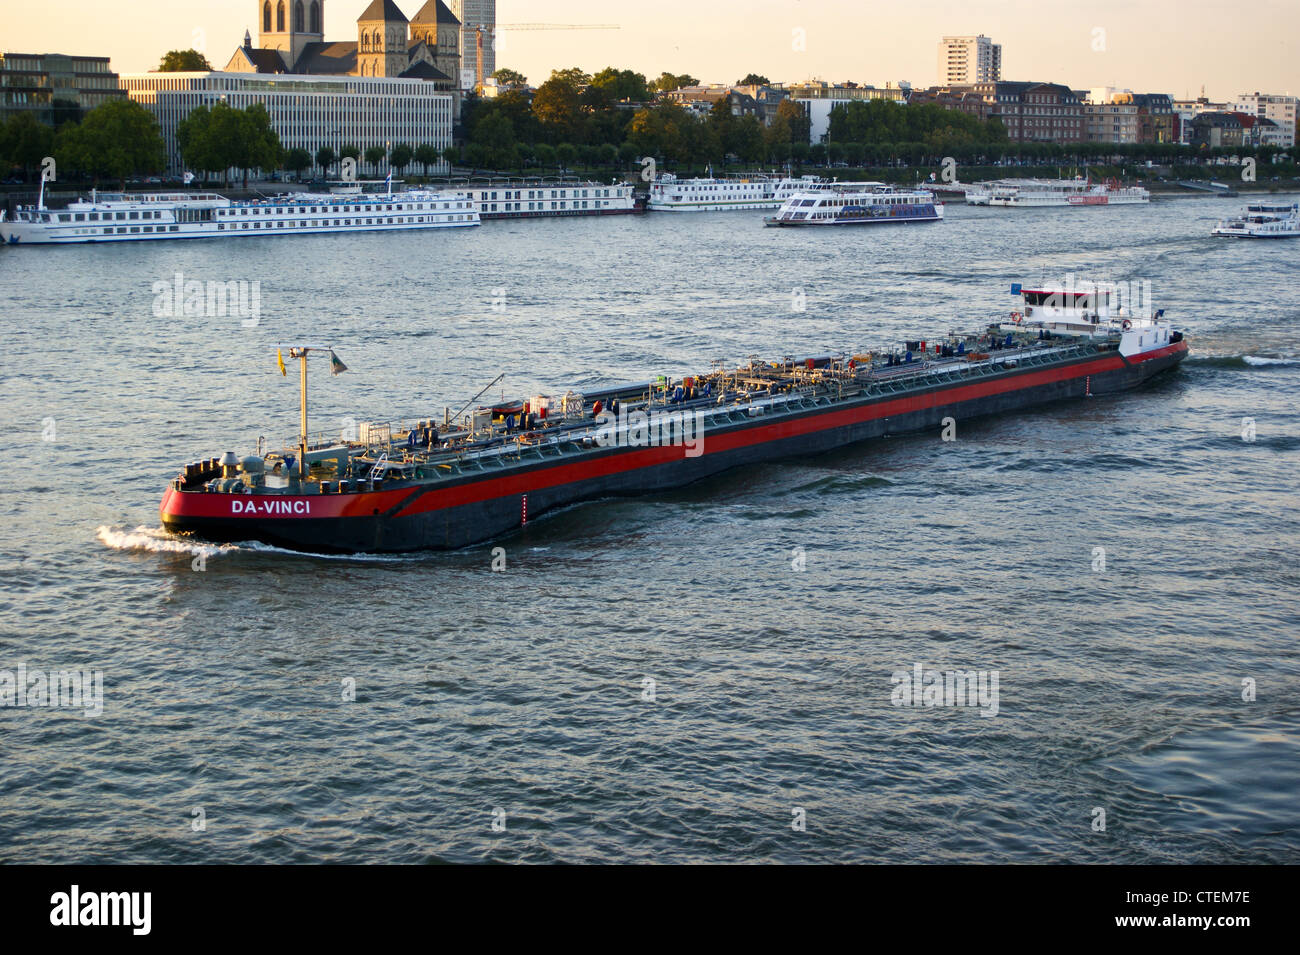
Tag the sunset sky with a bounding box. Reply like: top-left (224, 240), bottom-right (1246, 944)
top-left (5, 0), bottom-right (1296, 97)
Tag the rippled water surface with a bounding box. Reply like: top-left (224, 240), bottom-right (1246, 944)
top-left (2, 194), bottom-right (1298, 863)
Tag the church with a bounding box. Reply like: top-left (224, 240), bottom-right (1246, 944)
top-left (225, 0), bottom-right (463, 92)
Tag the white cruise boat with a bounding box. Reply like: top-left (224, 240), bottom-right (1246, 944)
top-left (763, 183), bottom-right (943, 227)
top-left (454, 180), bottom-right (637, 219)
top-left (2, 180), bottom-right (479, 245)
top-left (966, 177), bottom-right (1149, 207)
top-left (1211, 201), bottom-right (1300, 238)
top-left (648, 173), bottom-right (873, 212)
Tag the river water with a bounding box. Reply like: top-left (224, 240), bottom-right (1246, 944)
top-left (1, 193), bottom-right (1297, 863)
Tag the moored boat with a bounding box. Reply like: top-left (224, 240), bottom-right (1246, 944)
top-left (965, 177), bottom-right (1149, 207)
top-left (159, 281), bottom-right (1188, 554)
top-left (3, 178), bottom-right (479, 245)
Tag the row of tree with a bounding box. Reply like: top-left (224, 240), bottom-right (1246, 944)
top-left (0, 101), bottom-right (166, 186)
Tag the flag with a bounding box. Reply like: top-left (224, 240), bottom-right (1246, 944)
top-left (276, 347), bottom-right (287, 376)
top-left (329, 350), bottom-right (348, 376)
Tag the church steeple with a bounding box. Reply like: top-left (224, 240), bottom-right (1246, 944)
top-left (357, 0), bottom-right (409, 78)
top-left (258, 1), bottom-right (324, 70)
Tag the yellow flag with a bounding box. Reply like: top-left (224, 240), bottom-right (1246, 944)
top-left (276, 348), bottom-right (287, 377)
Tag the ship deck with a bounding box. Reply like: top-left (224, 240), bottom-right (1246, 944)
top-left (175, 328), bottom-right (1127, 497)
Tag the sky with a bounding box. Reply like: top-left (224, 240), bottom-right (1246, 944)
top-left (4, 0), bottom-right (1296, 98)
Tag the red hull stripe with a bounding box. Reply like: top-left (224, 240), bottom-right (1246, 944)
top-left (161, 342), bottom-right (1185, 523)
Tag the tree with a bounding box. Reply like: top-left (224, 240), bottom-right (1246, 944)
top-left (491, 68), bottom-right (528, 88)
top-left (56, 99), bottom-right (165, 187)
top-left (474, 109), bottom-right (517, 168)
top-left (650, 73), bottom-right (698, 94)
top-left (533, 68), bottom-right (589, 143)
top-left (364, 145), bottom-right (386, 174)
top-left (283, 147), bottom-right (312, 180)
top-left (556, 142), bottom-right (578, 171)
top-left (775, 99), bottom-right (811, 148)
top-left (733, 115), bottom-right (765, 164)
top-left (316, 145), bottom-right (337, 177)
top-left (231, 102), bottom-right (281, 187)
top-left (737, 74), bottom-right (770, 87)
top-left (176, 101), bottom-right (280, 187)
top-left (0, 113), bottom-right (56, 179)
top-left (533, 142), bottom-right (557, 169)
top-left (159, 49), bottom-right (211, 72)
top-left (389, 143), bottom-right (413, 175)
top-left (590, 67), bottom-right (650, 103)
top-left (414, 143), bottom-right (441, 175)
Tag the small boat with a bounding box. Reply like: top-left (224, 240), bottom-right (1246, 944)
top-left (1211, 202), bottom-right (1300, 238)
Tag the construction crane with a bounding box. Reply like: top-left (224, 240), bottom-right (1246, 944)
top-left (473, 23), bottom-right (621, 90)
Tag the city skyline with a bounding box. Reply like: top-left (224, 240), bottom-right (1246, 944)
top-left (3, 0), bottom-right (1296, 98)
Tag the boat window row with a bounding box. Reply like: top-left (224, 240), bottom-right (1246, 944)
top-left (216, 202), bottom-right (468, 217)
top-left (213, 215), bottom-right (470, 230)
top-left (57, 209), bottom-right (168, 222)
top-left (485, 200), bottom-right (608, 212)
top-left (483, 189), bottom-right (618, 200)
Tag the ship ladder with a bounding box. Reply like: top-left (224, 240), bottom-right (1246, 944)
top-left (368, 452), bottom-right (389, 482)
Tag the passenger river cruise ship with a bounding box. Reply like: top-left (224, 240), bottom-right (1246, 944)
top-left (2, 180), bottom-right (479, 245)
top-left (764, 183), bottom-right (942, 227)
top-left (965, 177), bottom-right (1150, 207)
top-left (648, 173), bottom-right (880, 212)
top-left (452, 179), bottom-right (637, 219)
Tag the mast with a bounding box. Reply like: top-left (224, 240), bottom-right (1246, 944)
top-left (298, 348), bottom-right (309, 478)
top-left (283, 345), bottom-right (346, 480)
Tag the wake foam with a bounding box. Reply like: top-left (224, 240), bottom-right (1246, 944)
top-left (96, 525), bottom-right (421, 563)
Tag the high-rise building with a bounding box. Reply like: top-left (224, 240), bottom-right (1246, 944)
top-left (1231, 91), bottom-right (1297, 148)
top-left (937, 35), bottom-right (1001, 86)
top-left (448, 1), bottom-right (495, 88)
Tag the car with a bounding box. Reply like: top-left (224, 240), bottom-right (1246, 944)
top-left (2, 176), bottom-right (23, 185)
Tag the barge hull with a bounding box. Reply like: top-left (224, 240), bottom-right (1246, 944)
top-left (161, 342), bottom-right (1185, 553)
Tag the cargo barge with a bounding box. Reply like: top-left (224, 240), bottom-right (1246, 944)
top-left (160, 281), bottom-right (1188, 553)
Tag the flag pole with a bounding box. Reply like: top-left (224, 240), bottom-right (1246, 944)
top-left (298, 348), bottom-right (309, 479)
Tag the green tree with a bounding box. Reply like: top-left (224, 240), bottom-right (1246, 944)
top-left (414, 143), bottom-right (441, 175)
top-left (389, 142), bottom-right (413, 175)
top-left (316, 145), bottom-right (337, 176)
top-left (284, 147), bottom-right (312, 180)
top-left (650, 72), bottom-right (698, 94)
top-left (532, 68), bottom-right (590, 143)
top-left (0, 112), bottom-right (56, 179)
top-left (231, 102), bottom-right (281, 187)
top-left (590, 67), bottom-right (650, 103)
top-left (556, 142), bottom-right (578, 171)
top-left (775, 99), bottom-right (811, 147)
top-left (491, 68), bottom-right (528, 87)
top-left (364, 145), bottom-right (386, 174)
top-left (737, 74), bottom-right (770, 87)
top-left (56, 99), bottom-right (165, 187)
top-left (158, 49), bottom-right (211, 72)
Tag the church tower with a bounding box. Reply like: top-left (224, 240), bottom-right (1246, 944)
top-left (258, 0), bottom-right (324, 69)
top-left (357, 0), bottom-right (409, 78)
top-left (410, 1), bottom-right (461, 84)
